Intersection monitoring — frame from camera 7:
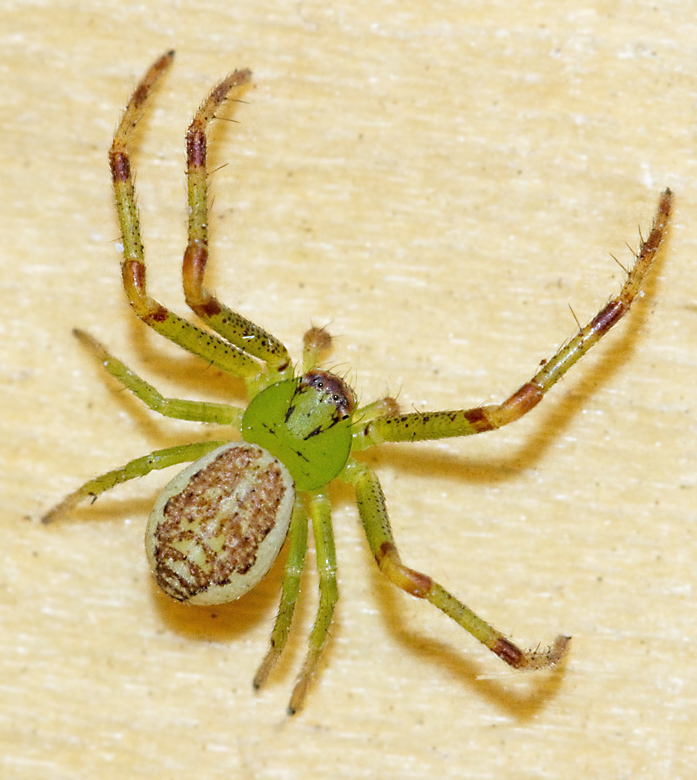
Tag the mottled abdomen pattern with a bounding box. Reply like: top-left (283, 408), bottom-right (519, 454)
top-left (145, 442), bottom-right (295, 606)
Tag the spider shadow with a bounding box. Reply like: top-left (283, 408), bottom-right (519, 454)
top-left (81, 316), bottom-right (251, 447)
top-left (64, 488), bottom-right (319, 688)
top-left (372, 596), bottom-right (567, 720)
top-left (147, 540), bottom-right (294, 646)
top-left (342, 271), bottom-right (664, 716)
top-left (133, 314), bottom-right (249, 401)
top-left (73, 323), bottom-right (333, 684)
top-left (72, 240), bottom-right (665, 711)
top-left (329, 476), bottom-right (567, 719)
top-left (370, 238), bottom-right (663, 486)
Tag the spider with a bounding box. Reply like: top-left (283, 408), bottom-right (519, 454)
top-left (45, 51), bottom-right (672, 714)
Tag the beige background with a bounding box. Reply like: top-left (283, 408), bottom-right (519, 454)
top-left (3, 1), bottom-right (696, 778)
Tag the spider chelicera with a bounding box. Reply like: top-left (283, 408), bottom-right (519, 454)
top-left (45, 51), bottom-right (672, 714)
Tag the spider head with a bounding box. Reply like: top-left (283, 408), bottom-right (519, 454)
top-left (241, 371), bottom-right (356, 492)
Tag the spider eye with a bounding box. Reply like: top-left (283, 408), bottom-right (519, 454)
top-left (300, 369), bottom-right (356, 418)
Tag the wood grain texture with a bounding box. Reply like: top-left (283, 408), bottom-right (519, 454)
top-left (2, 2), bottom-right (696, 778)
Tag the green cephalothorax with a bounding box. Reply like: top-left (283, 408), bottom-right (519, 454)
top-left (44, 52), bottom-right (672, 714)
top-left (242, 370), bottom-right (355, 491)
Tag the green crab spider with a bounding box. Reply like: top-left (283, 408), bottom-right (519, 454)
top-left (44, 51), bottom-right (672, 714)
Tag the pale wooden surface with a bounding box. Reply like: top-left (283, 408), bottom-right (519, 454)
top-left (2, 2), bottom-right (696, 778)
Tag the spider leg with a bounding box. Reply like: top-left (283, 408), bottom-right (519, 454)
top-left (109, 52), bottom-right (264, 384)
top-left (287, 489), bottom-right (338, 714)
top-left (342, 460), bottom-right (570, 669)
top-left (353, 189), bottom-right (672, 448)
top-left (253, 500), bottom-right (308, 693)
top-left (355, 396), bottom-right (401, 424)
top-left (74, 329), bottom-right (243, 425)
top-left (42, 441), bottom-right (226, 523)
top-left (301, 326), bottom-right (333, 373)
top-left (182, 71), bottom-right (293, 383)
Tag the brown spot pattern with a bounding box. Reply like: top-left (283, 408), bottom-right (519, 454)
top-left (109, 150), bottom-right (131, 182)
top-left (589, 299), bottom-right (626, 336)
top-left (493, 637), bottom-right (524, 668)
top-left (185, 126), bottom-right (207, 168)
top-left (462, 407), bottom-right (494, 433)
top-left (153, 446), bottom-right (288, 601)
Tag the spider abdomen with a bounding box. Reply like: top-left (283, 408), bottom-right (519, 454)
top-left (145, 442), bottom-right (295, 605)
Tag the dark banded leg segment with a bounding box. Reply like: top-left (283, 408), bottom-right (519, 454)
top-left (353, 189), bottom-right (673, 449)
top-left (109, 51), bottom-right (264, 382)
top-left (182, 74), bottom-right (293, 382)
top-left (342, 460), bottom-right (570, 670)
